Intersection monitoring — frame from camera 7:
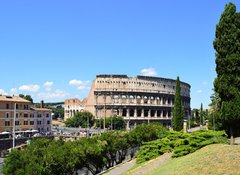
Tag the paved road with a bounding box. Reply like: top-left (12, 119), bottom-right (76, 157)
top-left (106, 159), bottom-right (136, 175)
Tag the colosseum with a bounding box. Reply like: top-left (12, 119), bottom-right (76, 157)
top-left (85, 74), bottom-right (191, 129)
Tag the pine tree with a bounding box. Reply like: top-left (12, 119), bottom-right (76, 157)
top-left (172, 76), bottom-right (184, 131)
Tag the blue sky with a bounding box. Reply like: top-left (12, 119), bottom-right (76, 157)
top-left (0, 0), bottom-right (239, 109)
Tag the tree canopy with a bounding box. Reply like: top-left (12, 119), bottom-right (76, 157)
top-left (213, 2), bottom-right (240, 142)
top-left (95, 115), bottom-right (125, 130)
top-left (19, 94), bottom-right (33, 103)
top-left (2, 123), bottom-right (168, 175)
top-left (64, 111), bottom-right (95, 128)
top-left (172, 76), bottom-right (184, 131)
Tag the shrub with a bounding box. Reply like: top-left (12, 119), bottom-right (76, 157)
top-left (136, 130), bottom-right (228, 163)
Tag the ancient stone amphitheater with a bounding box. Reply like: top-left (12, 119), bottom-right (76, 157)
top-left (85, 74), bottom-right (191, 128)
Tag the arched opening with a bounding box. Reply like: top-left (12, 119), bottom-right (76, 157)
top-left (151, 110), bottom-right (155, 117)
top-left (122, 108), bottom-right (127, 117)
top-left (137, 109), bottom-right (141, 117)
top-left (130, 109), bottom-right (134, 117)
top-left (144, 109), bottom-right (148, 117)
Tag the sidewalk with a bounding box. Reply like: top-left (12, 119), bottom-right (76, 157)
top-left (105, 159), bottom-right (136, 175)
top-left (124, 153), bottom-right (172, 175)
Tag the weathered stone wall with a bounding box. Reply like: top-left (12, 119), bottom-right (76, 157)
top-left (85, 75), bottom-right (191, 128)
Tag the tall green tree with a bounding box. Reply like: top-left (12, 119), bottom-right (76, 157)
top-left (200, 103), bottom-right (204, 126)
top-left (95, 115), bottom-right (125, 130)
top-left (19, 94), bottom-right (33, 103)
top-left (64, 111), bottom-right (95, 128)
top-left (172, 76), bottom-right (184, 131)
top-left (207, 92), bottom-right (223, 131)
top-left (213, 2), bottom-right (240, 144)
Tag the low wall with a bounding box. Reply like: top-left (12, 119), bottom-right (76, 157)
top-left (0, 138), bottom-right (28, 157)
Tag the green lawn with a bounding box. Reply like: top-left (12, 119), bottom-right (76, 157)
top-left (151, 144), bottom-right (240, 175)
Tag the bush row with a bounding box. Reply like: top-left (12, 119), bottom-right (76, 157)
top-left (136, 130), bottom-right (228, 163)
top-left (2, 123), bottom-right (167, 175)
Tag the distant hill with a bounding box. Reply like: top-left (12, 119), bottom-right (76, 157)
top-left (34, 102), bottom-right (64, 108)
top-left (33, 102), bottom-right (64, 119)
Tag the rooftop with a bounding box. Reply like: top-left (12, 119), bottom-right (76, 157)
top-left (0, 95), bottom-right (31, 103)
top-left (31, 107), bottom-right (52, 112)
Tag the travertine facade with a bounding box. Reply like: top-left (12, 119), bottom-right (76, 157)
top-left (85, 75), bottom-right (191, 128)
top-left (64, 98), bottom-right (87, 121)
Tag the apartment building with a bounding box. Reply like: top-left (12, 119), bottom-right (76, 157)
top-left (31, 103), bottom-right (52, 132)
top-left (0, 96), bottom-right (52, 133)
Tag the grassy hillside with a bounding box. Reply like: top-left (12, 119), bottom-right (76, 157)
top-left (151, 144), bottom-right (240, 175)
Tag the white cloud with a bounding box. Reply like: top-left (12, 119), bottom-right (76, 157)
top-left (197, 89), bottom-right (203, 93)
top-left (19, 84), bottom-right (40, 92)
top-left (0, 89), bottom-right (8, 95)
top-left (69, 80), bottom-right (83, 86)
top-left (10, 88), bottom-right (18, 95)
top-left (37, 89), bottom-right (69, 100)
top-left (140, 68), bottom-right (157, 76)
top-left (69, 79), bottom-right (90, 90)
top-left (43, 81), bottom-right (53, 91)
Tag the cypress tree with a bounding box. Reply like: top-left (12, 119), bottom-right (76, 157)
top-left (213, 3), bottom-right (240, 144)
top-left (200, 103), bottom-right (203, 126)
top-left (172, 76), bottom-right (184, 131)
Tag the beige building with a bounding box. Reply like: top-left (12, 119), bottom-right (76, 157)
top-left (0, 96), bottom-right (31, 132)
top-left (64, 98), bottom-right (87, 121)
top-left (0, 96), bottom-right (52, 133)
top-left (85, 75), bottom-right (191, 128)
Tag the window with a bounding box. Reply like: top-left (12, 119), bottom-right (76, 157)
top-left (15, 121), bottom-right (20, 125)
top-left (5, 113), bottom-right (9, 118)
top-left (16, 113), bottom-right (19, 118)
top-left (24, 113), bottom-right (28, 118)
top-left (24, 121), bottom-right (28, 125)
top-left (5, 121), bottom-right (10, 126)
top-left (16, 104), bottom-right (19, 109)
top-left (46, 114), bottom-right (49, 118)
top-left (38, 114), bottom-right (42, 118)
top-left (30, 121), bottom-right (34, 125)
top-left (47, 120), bottom-right (50, 125)
top-left (6, 104), bottom-right (9, 109)
top-left (30, 114), bottom-right (34, 118)
top-left (37, 121), bottom-right (42, 125)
